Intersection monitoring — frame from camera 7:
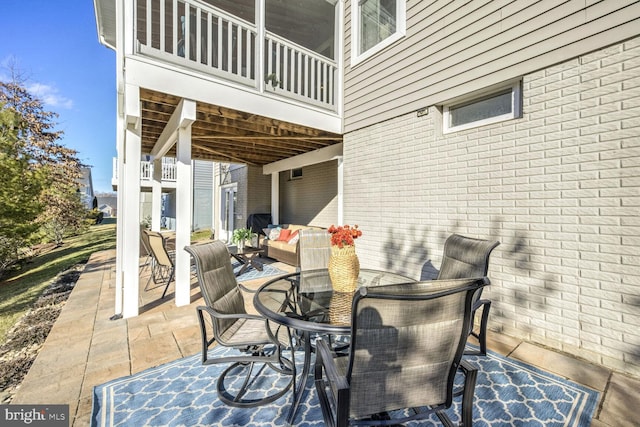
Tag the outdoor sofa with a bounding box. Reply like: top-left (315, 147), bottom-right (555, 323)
top-left (263, 224), bottom-right (325, 266)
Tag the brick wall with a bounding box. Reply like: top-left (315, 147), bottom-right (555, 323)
top-left (343, 36), bottom-right (640, 376)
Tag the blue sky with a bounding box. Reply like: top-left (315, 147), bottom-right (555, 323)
top-left (1, 1), bottom-right (116, 193)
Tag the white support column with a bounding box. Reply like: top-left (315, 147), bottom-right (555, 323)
top-left (151, 158), bottom-right (162, 231)
top-left (113, 0), bottom-right (127, 318)
top-left (213, 164), bottom-right (222, 239)
top-left (256, 0), bottom-right (265, 92)
top-left (337, 156), bottom-right (344, 224)
top-left (175, 126), bottom-right (193, 306)
top-left (122, 84), bottom-right (142, 318)
top-left (114, 114), bottom-right (125, 317)
top-left (271, 173), bottom-right (279, 225)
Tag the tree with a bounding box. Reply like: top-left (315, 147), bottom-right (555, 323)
top-left (0, 78), bottom-right (87, 255)
top-left (0, 106), bottom-right (45, 275)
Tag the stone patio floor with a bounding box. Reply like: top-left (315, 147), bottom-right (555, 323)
top-left (9, 249), bottom-right (640, 427)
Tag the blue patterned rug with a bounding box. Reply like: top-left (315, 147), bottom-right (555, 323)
top-left (92, 346), bottom-right (598, 427)
top-left (232, 261), bottom-right (286, 281)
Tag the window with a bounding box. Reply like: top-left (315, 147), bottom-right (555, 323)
top-left (290, 168), bottom-right (303, 180)
top-left (351, 0), bottom-right (406, 65)
top-left (443, 81), bottom-right (522, 133)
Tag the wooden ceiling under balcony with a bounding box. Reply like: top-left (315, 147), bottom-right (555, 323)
top-left (140, 89), bottom-right (343, 165)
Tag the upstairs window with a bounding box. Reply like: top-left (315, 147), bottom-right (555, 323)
top-left (352, 0), bottom-right (406, 65)
top-left (443, 81), bottom-right (522, 133)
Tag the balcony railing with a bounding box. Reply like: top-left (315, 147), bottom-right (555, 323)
top-left (112, 157), bottom-right (177, 187)
top-left (135, 0), bottom-right (338, 110)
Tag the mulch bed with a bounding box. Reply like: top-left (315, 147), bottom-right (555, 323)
top-left (0, 264), bottom-right (83, 403)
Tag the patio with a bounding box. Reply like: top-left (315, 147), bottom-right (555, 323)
top-left (10, 249), bottom-right (640, 426)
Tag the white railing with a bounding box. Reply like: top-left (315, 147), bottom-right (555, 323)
top-left (264, 32), bottom-right (336, 108)
top-left (135, 0), bottom-right (337, 110)
top-left (112, 157), bottom-right (177, 185)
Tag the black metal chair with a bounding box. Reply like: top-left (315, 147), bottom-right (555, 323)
top-left (436, 234), bottom-right (500, 356)
top-left (314, 277), bottom-right (489, 427)
top-left (184, 240), bottom-right (294, 407)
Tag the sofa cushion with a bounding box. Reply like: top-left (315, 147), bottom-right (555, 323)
top-left (287, 230), bottom-right (299, 245)
top-left (268, 240), bottom-right (296, 253)
top-left (268, 228), bottom-right (282, 240)
top-left (277, 229), bottom-right (292, 241)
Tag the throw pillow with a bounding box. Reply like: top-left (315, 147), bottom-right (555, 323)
top-left (262, 228), bottom-right (271, 239)
top-left (287, 230), bottom-right (299, 245)
top-left (278, 229), bottom-right (292, 241)
top-left (269, 228), bottom-right (281, 241)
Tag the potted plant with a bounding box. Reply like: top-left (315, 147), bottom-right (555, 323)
top-left (232, 227), bottom-right (257, 251)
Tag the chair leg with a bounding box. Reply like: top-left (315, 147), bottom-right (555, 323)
top-left (161, 267), bottom-right (174, 299)
top-left (477, 300), bottom-right (491, 356)
top-left (459, 360), bottom-right (478, 427)
top-left (465, 299), bottom-right (491, 356)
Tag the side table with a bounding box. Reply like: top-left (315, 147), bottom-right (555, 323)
top-left (227, 245), bottom-right (265, 276)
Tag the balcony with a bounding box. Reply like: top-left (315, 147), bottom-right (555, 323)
top-left (135, 0), bottom-right (338, 111)
top-left (112, 157), bottom-right (177, 190)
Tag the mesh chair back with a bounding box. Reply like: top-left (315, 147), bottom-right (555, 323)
top-left (437, 234), bottom-right (500, 280)
top-left (146, 231), bottom-right (173, 267)
top-left (140, 227), bottom-right (152, 256)
top-left (298, 229), bottom-right (331, 271)
top-left (346, 278), bottom-right (486, 419)
top-left (185, 241), bottom-right (246, 340)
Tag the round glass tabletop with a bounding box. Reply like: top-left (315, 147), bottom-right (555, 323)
top-left (253, 268), bottom-right (415, 334)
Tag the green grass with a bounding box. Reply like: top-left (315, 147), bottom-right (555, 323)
top-left (0, 219), bottom-right (117, 344)
top-left (190, 228), bottom-right (213, 243)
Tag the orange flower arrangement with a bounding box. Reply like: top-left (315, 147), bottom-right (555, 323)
top-left (328, 224), bottom-right (362, 248)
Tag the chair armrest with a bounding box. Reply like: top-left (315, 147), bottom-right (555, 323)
top-left (238, 282), bottom-right (257, 294)
top-left (315, 338), bottom-right (349, 391)
top-left (196, 305), bottom-right (265, 321)
top-left (473, 298), bottom-right (490, 311)
top-left (459, 359), bottom-right (477, 375)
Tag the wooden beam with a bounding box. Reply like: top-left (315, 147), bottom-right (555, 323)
top-left (194, 135), bottom-right (342, 140)
top-left (192, 142), bottom-right (259, 165)
top-left (150, 98), bottom-right (196, 159)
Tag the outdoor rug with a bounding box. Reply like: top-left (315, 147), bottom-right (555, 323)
top-left (92, 346), bottom-right (599, 427)
top-left (232, 261), bottom-right (286, 281)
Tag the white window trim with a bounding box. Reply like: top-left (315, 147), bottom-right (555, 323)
top-left (350, 0), bottom-right (406, 67)
top-left (443, 81), bottom-right (522, 134)
top-left (290, 168), bottom-right (303, 180)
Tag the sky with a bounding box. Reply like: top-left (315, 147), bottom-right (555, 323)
top-left (0, 0), bottom-right (117, 193)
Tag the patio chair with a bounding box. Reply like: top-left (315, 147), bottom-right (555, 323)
top-left (184, 241), bottom-right (294, 407)
top-left (139, 226), bottom-right (152, 271)
top-left (437, 234), bottom-right (500, 356)
top-left (298, 228), bottom-right (331, 271)
top-left (314, 277), bottom-right (489, 427)
top-left (296, 228), bottom-right (349, 351)
top-left (145, 230), bottom-right (175, 299)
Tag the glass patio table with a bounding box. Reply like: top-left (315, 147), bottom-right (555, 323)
top-left (253, 268), bottom-right (415, 425)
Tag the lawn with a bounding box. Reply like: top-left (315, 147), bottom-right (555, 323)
top-left (0, 219), bottom-right (117, 344)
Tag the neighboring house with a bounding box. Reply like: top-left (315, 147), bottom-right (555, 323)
top-left (78, 167), bottom-right (95, 210)
top-left (98, 204), bottom-right (114, 217)
top-left (96, 195), bottom-right (118, 217)
top-left (94, 1), bottom-right (640, 376)
top-left (112, 156), bottom-right (215, 231)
